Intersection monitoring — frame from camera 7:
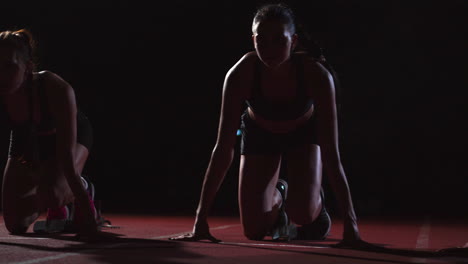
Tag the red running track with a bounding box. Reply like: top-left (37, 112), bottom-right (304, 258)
top-left (0, 213), bottom-right (467, 264)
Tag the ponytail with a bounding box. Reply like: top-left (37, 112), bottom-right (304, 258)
top-left (295, 23), bottom-right (343, 117)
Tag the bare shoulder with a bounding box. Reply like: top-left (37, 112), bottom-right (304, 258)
top-left (36, 70), bottom-right (69, 85)
top-left (223, 51), bottom-right (257, 98)
top-left (35, 70), bottom-right (74, 94)
top-left (295, 53), bottom-right (335, 98)
top-left (226, 51), bottom-right (257, 78)
top-left (295, 53), bottom-right (332, 80)
top-left (34, 70), bottom-right (76, 107)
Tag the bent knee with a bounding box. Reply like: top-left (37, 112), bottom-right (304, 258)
top-left (243, 230), bottom-right (266, 241)
top-left (287, 207), bottom-right (317, 225)
top-left (6, 223), bottom-right (29, 234)
top-left (242, 223), bottom-right (267, 241)
top-left (241, 213), bottom-right (280, 240)
top-left (3, 212), bottom-right (39, 234)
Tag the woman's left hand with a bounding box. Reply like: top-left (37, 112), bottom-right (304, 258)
top-left (332, 221), bottom-right (383, 250)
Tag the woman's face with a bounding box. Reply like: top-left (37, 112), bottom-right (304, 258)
top-left (252, 20), bottom-right (297, 68)
top-left (0, 46), bottom-right (28, 96)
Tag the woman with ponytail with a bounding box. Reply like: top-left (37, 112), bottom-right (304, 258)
top-left (171, 3), bottom-right (370, 248)
top-left (0, 29), bottom-right (99, 240)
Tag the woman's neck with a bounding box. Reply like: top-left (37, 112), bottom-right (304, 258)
top-left (261, 58), bottom-right (294, 81)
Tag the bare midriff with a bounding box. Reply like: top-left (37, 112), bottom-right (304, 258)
top-left (247, 105), bottom-right (314, 134)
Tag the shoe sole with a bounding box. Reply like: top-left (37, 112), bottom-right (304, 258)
top-left (33, 219), bottom-right (76, 234)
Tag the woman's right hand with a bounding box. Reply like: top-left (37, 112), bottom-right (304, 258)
top-left (169, 218), bottom-right (221, 243)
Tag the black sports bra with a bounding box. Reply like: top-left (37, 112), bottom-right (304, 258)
top-left (1, 75), bottom-right (56, 165)
top-left (0, 75), bottom-right (54, 132)
top-left (245, 55), bottom-right (314, 121)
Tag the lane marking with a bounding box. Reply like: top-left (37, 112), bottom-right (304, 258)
top-left (11, 253), bottom-right (78, 264)
top-left (151, 224), bottom-right (240, 240)
top-left (9, 224), bottom-right (240, 264)
top-left (415, 216), bottom-right (431, 249)
top-left (219, 241), bottom-right (328, 249)
top-left (412, 216), bottom-right (431, 264)
top-left (10, 242), bottom-right (135, 264)
top-left (0, 237), bottom-right (48, 240)
top-left (155, 224), bottom-right (328, 249)
top-left (11, 241), bottom-right (140, 264)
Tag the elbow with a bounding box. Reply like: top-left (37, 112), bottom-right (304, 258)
top-left (211, 144), bottom-right (235, 167)
top-left (212, 141), bottom-right (234, 157)
top-left (56, 150), bottom-right (75, 171)
top-left (57, 149), bottom-right (74, 162)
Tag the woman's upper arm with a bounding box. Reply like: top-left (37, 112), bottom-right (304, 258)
top-left (308, 61), bottom-right (342, 167)
top-left (215, 57), bottom-right (250, 149)
top-left (42, 71), bottom-right (77, 155)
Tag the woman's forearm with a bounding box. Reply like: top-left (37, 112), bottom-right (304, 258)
top-left (60, 153), bottom-right (96, 228)
top-left (324, 161), bottom-right (360, 238)
top-left (195, 145), bottom-right (235, 220)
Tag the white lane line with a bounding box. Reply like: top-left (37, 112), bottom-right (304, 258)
top-left (219, 241), bottom-right (328, 249)
top-left (0, 237), bottom-right (48, 240)
top-left (11, 253), bottom-right (79, 264)
top-left (11, 242), bottom-right (136, 264)
top-left (10, 241), bottom-right (139, 264)
top-left (10, 224), bottom-right (240, 264)
top-left (151, 224), bottom-right (240, 239)
top-left (155, 224), bottom-right (328, 249)
top-left (415, 216), bottom-right (431, 249)
top-left (412, 216), bottom-right (431, 264)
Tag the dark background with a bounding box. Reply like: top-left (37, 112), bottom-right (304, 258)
top-left (0, 0), bottom-right (466, 218)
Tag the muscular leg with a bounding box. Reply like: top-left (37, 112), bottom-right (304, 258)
top-left (238, 154), bottom-right (283, 240)
top-left (38, 143), bottom-right (90, 208)
top-left (2, 159), bottom-right (41, 234)
top-left (2, 143), bottom-right (90, 234)
top-left (74, 143), bottom-right (89, 176)
top-left (285, 144), bottom-right (323, 225)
